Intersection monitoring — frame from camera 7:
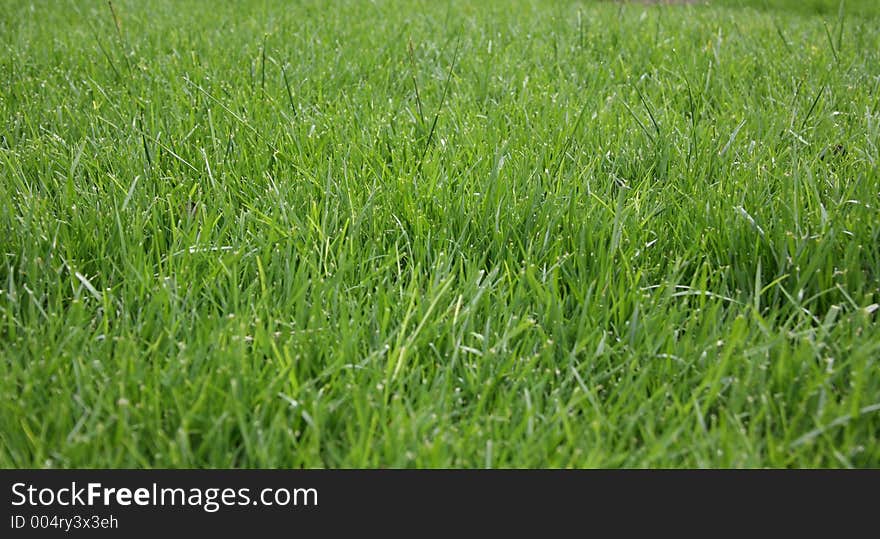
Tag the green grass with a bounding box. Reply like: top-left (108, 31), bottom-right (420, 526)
top-left (1, 0), bottom-right (879, 468)
top-left (715, 0), bottom-right (878, 17)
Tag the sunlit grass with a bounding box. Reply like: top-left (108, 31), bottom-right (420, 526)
top-left (1, 0), bottom-right (878, 467)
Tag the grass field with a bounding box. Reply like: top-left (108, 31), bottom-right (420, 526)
top-left (1, 0), bottom-right (879, 468)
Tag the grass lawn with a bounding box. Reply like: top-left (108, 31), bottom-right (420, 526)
top-left (1, 0), bottom-right (878, 468)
